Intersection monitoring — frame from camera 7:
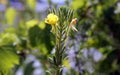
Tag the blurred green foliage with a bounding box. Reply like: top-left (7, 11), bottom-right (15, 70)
top-left (0, 46), bottom-right (19, 75)
top-left (0, 0), bottom-right (120, 75)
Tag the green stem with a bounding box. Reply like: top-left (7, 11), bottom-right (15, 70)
top-left (56, 68), bottom-right (61, 75)
top-left (65, 23), bottom-right (71, 46)
top-left (54, 24), bottom-right (63, 75)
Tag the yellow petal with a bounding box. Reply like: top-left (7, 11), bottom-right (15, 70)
top-left (45, 13), bottom-right (58, 25)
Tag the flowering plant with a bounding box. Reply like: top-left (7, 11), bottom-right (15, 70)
top-left (45, 7), bottom-right (77, 75)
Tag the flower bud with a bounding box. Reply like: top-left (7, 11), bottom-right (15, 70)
top-left (70, 18), bottom-right (77, 25)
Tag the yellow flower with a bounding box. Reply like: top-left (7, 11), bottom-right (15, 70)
top-left (45, 13), bottom-right (58, 25)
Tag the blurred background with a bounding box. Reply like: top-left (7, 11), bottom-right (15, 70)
top-left (0, 0), bottom-right (120, 75)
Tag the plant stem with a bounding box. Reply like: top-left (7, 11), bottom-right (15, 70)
top-left (54, 24), bottom-right (63, 75)
top-left (56, 68), bottom-right (61, 75)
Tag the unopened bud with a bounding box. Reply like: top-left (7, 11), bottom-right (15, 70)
top-left (70, 18), bottom-right (78, 32)
top-left (70, 18), bottom-right (77, 25)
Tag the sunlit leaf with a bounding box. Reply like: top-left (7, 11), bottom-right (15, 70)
top-left (27, 0), bottom-right (36, 10)
top-left (5, 7), bottom-right (16, 25)
top-left (37, 44), bottom-right (48, 55)
top-left (0, 33), bottom-right (20, 46)
top-left (72, 0), bottom-right (85, 9)
top-left (0, 46), bottom-right (19, 75)
top-left (26, 19), bottom-right (38, 29)
top-left (5, 27), bottom-right (16, 33)
top-left (38, 22), bottom-right (46, 30)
